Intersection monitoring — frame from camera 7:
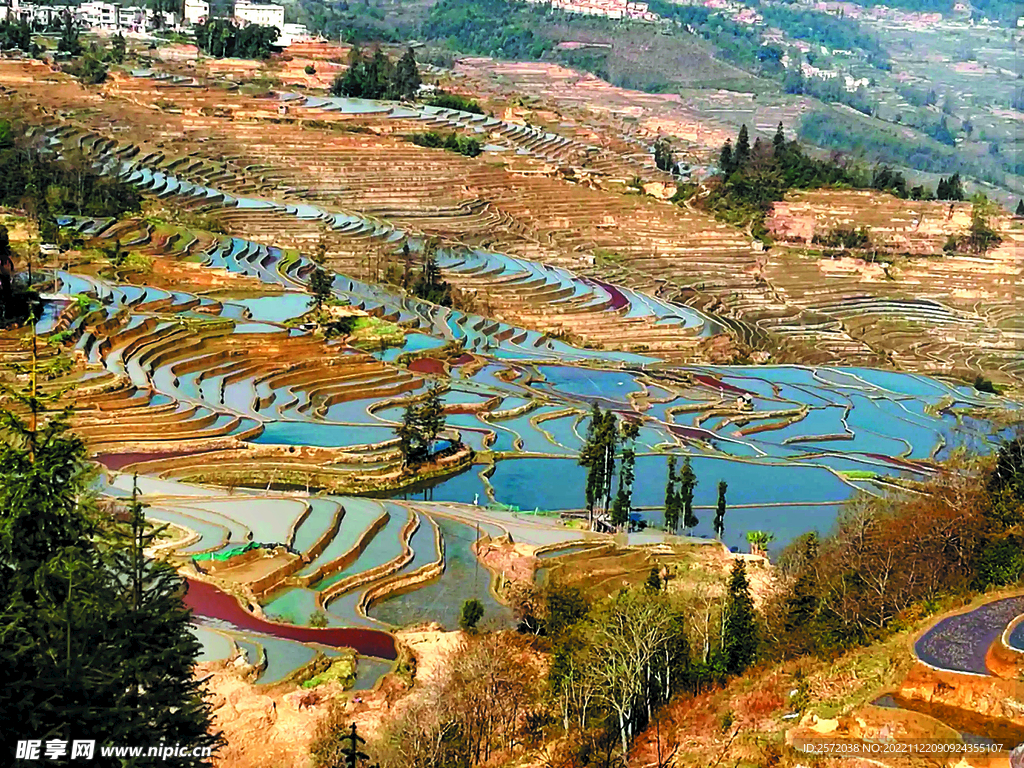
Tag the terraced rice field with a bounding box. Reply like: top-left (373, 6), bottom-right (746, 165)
top-left (3, 58), bottom-right (1020, 687)
top-left (915, 596), bottom-right (1024, 676)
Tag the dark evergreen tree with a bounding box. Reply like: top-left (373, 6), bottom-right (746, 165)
top-left (653, 137), bottom-right (675, 174)
top-left (663, 455), bottom-right (679, 532)
top-left (0, 353), bottom-right (220, 760)
top-left (417, 383), bottom-right (447, 453)
top-left (936, 172), bottom-right (965, 201)
top-left (340, 722), bottom-right (371, 768)
top-left (395, 399), bottom-right (424, 468)
top-left (308, 266), bottom-right (334, 312)
top-left (735, 124), bottom-right (750, 168)
top-left (1016, 199), bottom-right (1024, 217)
top-left (393, 386), bottom-right (447, 467)
top-left (783, 534), bottom-right (821, 653)
top-left (610, 446), bottom-right (635, 530)
top-left (110, 32), bottom-right (127, 64)
top-left (0, 224), bottom-right (12, 312)
top-left (719, 139), bottom-right (734, 175)
top-left (411, 239), bottom-right (453, 307)
top-left (57, 11), bottom-right (82, 56)
top-left (107, 480), bottom-right (224, 760)
top-left (714, 479), bottom-right (727, 540)
top-left (722, 560), bottom-right (758, 674)
top-left (579, 403), bottom-right (605, 529)
top-left (367, 48), bottom-right (391, 99)
top-left (772, 121), bottom-right (785, 154)
top-left (679, 456), bottom-right (698, 533)
top-left (599, 410), bottom-right (618, 513)
top-left (335, 45), bottom-right (365, 97)
top-left (391, 47), bottom-right (421, 100)
top-left (459, 598), bottom-right (484, 631)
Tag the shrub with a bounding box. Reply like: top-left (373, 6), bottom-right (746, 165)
top-left (426, 92), bottom-right (483, 114)
top-left (459, 598), bottom-right (484, 631)
top-left (304, 64), bottom-right (316, 75)
top-left (409, 131), bottom-right (481, 157)
top-left (975, 536), bottom-right (1024, 588)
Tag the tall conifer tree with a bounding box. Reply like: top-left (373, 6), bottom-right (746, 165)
top-left (722, 560), bottom-right (758, 674)
top-left (714, 479), bottom-right (727, 540)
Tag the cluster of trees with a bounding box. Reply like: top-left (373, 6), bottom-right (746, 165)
top-left (0, 121), bottom-right (140, 238)
top-left (331, 47), bottom-right (420, 100)
top-left (782, 68), bottom-right (875, 116)
top-left (704, 123), bottom-right (996, 234)
top-left (425, 93), bottom-right (483, 114)
top-left (770, 437), bottom-right (1024, 655)
top-left (54, 15), bottom-right (127, 84)
top-left (647, 0), bottom-right (761, 70)
top-left (421, 0), bottom-right (554, 61)
top-left (409, 131), bottom-right (481, 157)
top-left (504, 563), bottom-right (758, 762)
top-left (943, 196), bottom-right (1002, 254)
top-left (936, 172), bottom-right (966, 201)
top-left (370, 633), bottom-right (539, 767)
top-left (798, 111), bottom-right (961, 178)
top-left (369, 568), bottom-right (761, 766)
top-left (663, 455), bottom-right (697, 534)
top-left (704, 123), bottom-right (854, 234)
top-left (653, 137), bottom-right (675, 174)
top-left (194, 18), bottom-right (279, 59)
top-left (394, 384), bottom-right (448, 467)
top-left (0, 362), bottom-right (221, 760)
top-left (408, 240), bottom-right (453, 307)
top-left (0, 19), bottom-right (41, 55)
top-left (813, 226), bottom-right (872, 250)
top-left (758, 4), bottom-right (887, 63)
top-left (577, 404), bottom-right (640, 530)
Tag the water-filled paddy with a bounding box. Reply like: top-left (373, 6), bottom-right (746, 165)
top-left (368, 515), bottom-right (513, 630)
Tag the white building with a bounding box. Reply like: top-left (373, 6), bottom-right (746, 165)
top-left (183, 0), bottom-right (209, 25)
top-left (277, 22), bottom-right (310, 45)
top-left (233, 0), bottom-right (284, 30)
top-left (78, 1), bottom-right (119, 30)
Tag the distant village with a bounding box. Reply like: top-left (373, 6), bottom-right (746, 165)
top-left (523, 0), bottom-right (660, 23)
top-left (4, 0), bottom-right (314, 46)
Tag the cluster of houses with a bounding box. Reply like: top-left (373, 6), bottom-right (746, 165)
top-left (5, 0), bottom-right (313, 45)
top-left (523, 0), bottom-right (659, 23)
top-left (7, 0), bottom-right (175, 33)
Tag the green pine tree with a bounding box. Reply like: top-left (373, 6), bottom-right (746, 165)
top-left (1016, 199), bottom-right (1024, 217)
top-left (719, 140), bottom-right (733, 176)
top-left (735, 125), bottom-right (750, 168)
top-left (714, 479), bottom-right (727, 540)
top-left (392, 47), bottom-right (421, 100)
top-left (308, 266), bottom-right (334, 312)
top-left (722, 559), bottom-right (758, 675)
top-left (664, 455), bottom-right (678, 532)
top-left (679, 456), bottom-right (698, 533)
top-left (772, 121), bottom-right (785, 154)
top-left (417, 383), bottom-right (447, 453)
top-left (0, 352), bottom-right (221, 757)
top-left (107, 479), bottom-right (224, 761)
top-left (579, 403), bottom-right (606, 529)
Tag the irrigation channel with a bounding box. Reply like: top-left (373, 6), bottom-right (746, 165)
top-left (42, 123), bottom-right (1022, 689)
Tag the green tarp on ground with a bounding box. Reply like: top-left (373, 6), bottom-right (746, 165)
top-left (192, 542), bottom-right (260, 562)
